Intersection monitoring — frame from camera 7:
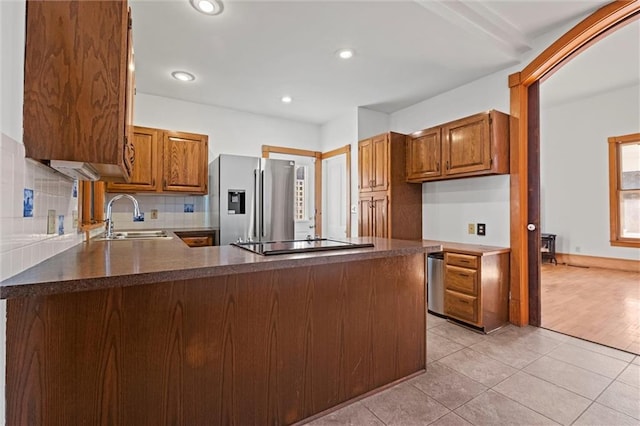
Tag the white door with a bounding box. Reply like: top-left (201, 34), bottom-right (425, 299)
top-left (271, 154), bottom-right (315, 240)
top-left (322, 154), bottom-right (347, 238)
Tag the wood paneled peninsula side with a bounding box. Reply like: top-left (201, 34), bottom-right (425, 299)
top-left (1, 235), bottom-right (440, 425)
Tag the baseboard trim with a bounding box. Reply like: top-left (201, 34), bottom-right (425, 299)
top-left (555, 253), bottom-right (640, 272)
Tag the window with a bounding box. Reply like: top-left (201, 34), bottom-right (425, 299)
top-left (608, 133), bottom-right (640, 247)
top-left (295, 166), bottom-right (307, 221)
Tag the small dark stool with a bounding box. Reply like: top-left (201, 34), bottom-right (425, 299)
top-left (541, 233), bottom-right (557, 265)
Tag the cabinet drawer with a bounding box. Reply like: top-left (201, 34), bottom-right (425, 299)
top-left (445, 290), bottom-right (478, 324)
top-left (446, 252), bottom-right (478, 269)
top-left (445, 265), bottom-right (478, 295)
top-left (181, 236), bottom-right (213, 247)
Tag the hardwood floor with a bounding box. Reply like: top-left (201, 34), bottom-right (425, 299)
top-left (541, 263), bottom-right (640, 355)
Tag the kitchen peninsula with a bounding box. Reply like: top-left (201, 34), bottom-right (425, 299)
top-left (1, 234), bottom-right (440, 425)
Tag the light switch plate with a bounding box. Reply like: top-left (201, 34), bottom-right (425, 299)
top-left (468, 223), bottom-right (475, 234)
top-left (477, 223), bottom-right (486, 236)
top-left (150, 209), bottom-right (158, 219)
top-left (47, 210), bottom-right (56, 234)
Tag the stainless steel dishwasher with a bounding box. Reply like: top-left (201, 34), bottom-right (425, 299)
top-left (427, 252), bottom-right (445, 316)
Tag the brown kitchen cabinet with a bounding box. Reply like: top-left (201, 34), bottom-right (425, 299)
top-left (358, 193), bottom-right (389, 238)
top-left (23, 0), bottom-right (136, 181)
top-left (162, 130), bottom-right (209, 193)
top-left (107, 127), bottom-right (208, 195)
top-left (357, 132), bottom-right (421, 240)
top-left (174, 230), bottom-right (218, 247)
top-left (444, 250), bottom-right (510, 333)
top-left (406, 110), bottom-right (510, 183)
top-left (106, 127), bottom-right (159, 192)
top-left (359, 134), bottom-right (389, 192)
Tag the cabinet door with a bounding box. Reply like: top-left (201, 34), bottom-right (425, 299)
top-left (406, 128), bottom-right (442, 181)
top-left (445, 265), bottom-right (478, 295)
top-left (162, 131), bottom-right (208, 193)
top-left (445, 290), bottom-right (478, 324)
top-left (107, 127), bottom-right (159, 193)
top-left (371, 134), bottom-right (389, 191)
top-left (358, 139), bottom-right (373, 192)
top-left (23, 0), bottom-right (132, 181)
top-left (122, 8), bottom-right (135, 180)
top-left (372, 193), bottom-right (389, 238)
top-left (442, 113), bottom-right (491, 176)
top-left (358, 196), bottom-right (372, 237)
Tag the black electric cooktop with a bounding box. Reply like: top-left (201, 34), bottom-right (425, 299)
top-left (231, 238), bottom-right (374, 256)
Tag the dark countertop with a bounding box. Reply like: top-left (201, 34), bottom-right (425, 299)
top-left (0, 233), bottom-right (442, 299)
top-left (422, 240), bottom-right (510, 256)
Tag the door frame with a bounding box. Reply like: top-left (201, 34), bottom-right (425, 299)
top-left (321, 145), bottom-right (352, 238)
top-left (262, 144), bottom-right (352, 238)
top-left (507, 1), bottom-right (640, 326)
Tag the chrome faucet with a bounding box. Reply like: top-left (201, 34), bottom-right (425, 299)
top-left (105, 194), bottom-right (141, 238)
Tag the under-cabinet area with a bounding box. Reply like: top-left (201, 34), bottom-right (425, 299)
top-left (406, 110), bottom-right (510, 182)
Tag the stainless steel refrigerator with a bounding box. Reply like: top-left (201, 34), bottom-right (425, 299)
top-left (210, 154), bottom-right (295, 245)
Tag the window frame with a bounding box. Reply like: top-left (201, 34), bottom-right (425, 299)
top-left (608, 133), bottom-right (640, 248)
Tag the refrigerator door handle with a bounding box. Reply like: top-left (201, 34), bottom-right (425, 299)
top-left (253, 169), bottom-right (258, 239)
top-left (260, 170), bottom-right (265, 237)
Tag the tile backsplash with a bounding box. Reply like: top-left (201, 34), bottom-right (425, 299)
top-left (0, 133), bottom-right (82, 281)
top-left (105, 193), bottom-right (207, 230)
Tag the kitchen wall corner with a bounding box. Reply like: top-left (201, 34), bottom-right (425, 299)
top-left (0, 133), bottom-right (83, 282)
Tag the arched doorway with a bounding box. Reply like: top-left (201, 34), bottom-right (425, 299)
top-left (508, 1), bottom-right (640, 326)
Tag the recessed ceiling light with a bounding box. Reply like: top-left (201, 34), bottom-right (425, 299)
top-left (190, 0), bottom-right (224, 16)
top-left (171, 71), bottom-right (196, 82)
top-left (336, 48), bottom-right (355, 59)
top-left (281, 96), bottom-right (293, 104)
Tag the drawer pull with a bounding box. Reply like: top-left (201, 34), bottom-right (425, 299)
top-left (460, 260), bottom-right (470, 263)
top-left (459, 299), bottom-right (470, 304)
top-left (458, 273), bottom-right (469, 278)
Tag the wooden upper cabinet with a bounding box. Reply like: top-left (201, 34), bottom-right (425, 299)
top-left (163, 131), bottom-right (208, 193)
top-left (406, 127), bottom-right (442, 181)
top-left (23, 0), bottom-right (134, 181)
top-left (106, 127), bottom-right (159, 192)
top-left (405, 110), bottom-right (510, 183)
top-left (107, 127), bottom-right (208, 194)
top-left (357, 132), bottom-right (422, 240)
top-left (443, 113), bottom-right (491, 176)
top-left (358, 134), bottom-right (389, 192)
top-left (371, 135), bottom-right (389, 191)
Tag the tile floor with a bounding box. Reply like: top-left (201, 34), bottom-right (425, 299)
top-left (307, 314), bottom-right (640, 426)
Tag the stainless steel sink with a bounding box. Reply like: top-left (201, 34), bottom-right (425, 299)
top-left (94, 230), bottom-right (173, 241)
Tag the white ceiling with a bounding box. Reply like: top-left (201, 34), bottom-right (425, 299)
top-left (130, 0), bottom-right (613, 125)
top-left (541, 19), bottom-right (640, 107)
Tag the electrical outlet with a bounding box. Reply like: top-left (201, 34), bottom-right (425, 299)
top-left (477, 223), bottom-right (486, 236)
top-left (150, 209), bottom-right (158, 219)
top-left (47, 210), bottom-right (56, 234)
top-left (468, 223), bottom-right (475, 234)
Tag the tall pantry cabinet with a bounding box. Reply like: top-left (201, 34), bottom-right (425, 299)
top-left (358, 132), bottom-right (422, 240)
